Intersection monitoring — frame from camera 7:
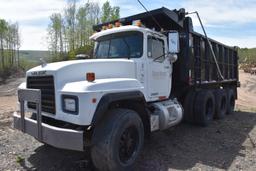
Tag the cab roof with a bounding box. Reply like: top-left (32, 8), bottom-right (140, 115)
top-left (90, 25), bottom-right (165, 40)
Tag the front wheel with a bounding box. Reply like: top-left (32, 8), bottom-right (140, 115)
top-left (91, 108), bottom-right (144, 171)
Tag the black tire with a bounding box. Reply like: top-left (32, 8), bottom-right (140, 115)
top-left (183, 91), bottom-right (196, 123)
top-left (227, 89), bottom-right (235, 114)
top-left (194, 90), bottom-right (215, 126)
top-left (214, 89), bottom-right (227, 119)
top-left (91, 108), bottom-right (144, 171)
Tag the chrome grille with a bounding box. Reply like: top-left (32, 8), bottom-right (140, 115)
top-left (27, 76), bottom-right (56, 114)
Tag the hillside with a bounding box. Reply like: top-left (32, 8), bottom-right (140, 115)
top-left (18, 50), bottom-right (50, 70)
top-left (19, 50), bottom-right (50, 64)
top-left (238, 48), bottom-right (256, 65)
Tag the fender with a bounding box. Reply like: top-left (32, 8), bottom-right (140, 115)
top-left (91, 91), bottom-right (146, 126)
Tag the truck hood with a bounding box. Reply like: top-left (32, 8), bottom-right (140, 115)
top-left (27, 59), bottom-right (136, 87)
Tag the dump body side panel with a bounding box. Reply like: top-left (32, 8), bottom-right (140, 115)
top-left (172, 30), bottom-right (239, 99)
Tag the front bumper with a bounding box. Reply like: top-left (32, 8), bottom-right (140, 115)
top-left (13, 89), bottom-right (85, 151)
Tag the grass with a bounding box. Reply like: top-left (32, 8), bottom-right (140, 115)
top-left (238, 48), bottom-right (256, 64)
top-left (19, 50), bottom-right (50, 63)
top-left (16, 155), bottom-right (24, 164)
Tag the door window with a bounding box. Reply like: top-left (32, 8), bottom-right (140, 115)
top-left (148, 36), bottom-right (165, 61)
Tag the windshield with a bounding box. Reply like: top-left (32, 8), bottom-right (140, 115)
top-left (94, 31), bottom-right (143, 59)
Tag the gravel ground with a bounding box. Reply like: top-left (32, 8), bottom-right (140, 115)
top-left (0, 72), bottom-right (256, 171)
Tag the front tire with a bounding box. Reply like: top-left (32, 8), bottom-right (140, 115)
top-left (91, 108), bottom-right (144, 171)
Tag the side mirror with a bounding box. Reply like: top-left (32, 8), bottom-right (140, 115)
top-left (168, 31), bottom-right (180, 54)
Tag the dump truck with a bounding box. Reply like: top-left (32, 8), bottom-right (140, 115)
top-left (13, 7), bottom-right (239, 171)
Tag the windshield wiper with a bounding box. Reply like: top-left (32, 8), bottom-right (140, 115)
top-left (153, 53), bottom-right (166, 62)
top-left (123, 38), bottom-right (131, 59)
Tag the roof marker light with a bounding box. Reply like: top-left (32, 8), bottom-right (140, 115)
top-left (115, 21), bottom-right (121, 27)
top-left (108, 24), bottom-right (113, 29)
top-left (132, 20), bottom-right (142, 27)
top-left (101, 26), bottom-right (107, 31)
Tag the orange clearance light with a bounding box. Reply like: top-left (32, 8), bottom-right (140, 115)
top-left (115, 21), bottom-right (121, 27)
top-left (136, 20), bottom-right (142, 27)
top-left (102, 26), bottom-right (107, 30)
top-left (132, 20), bottom-right (142, 27)
top-left (86, 72), bottom-right (95, 82)
top-left (108, 24), bottom-right (113, 29)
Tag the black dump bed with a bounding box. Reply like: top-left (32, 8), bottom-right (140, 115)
top-left (93, 7), bottom-right (239, 98)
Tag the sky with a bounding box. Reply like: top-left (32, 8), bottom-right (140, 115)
top-left (0, 0), bottom-right (255, 50)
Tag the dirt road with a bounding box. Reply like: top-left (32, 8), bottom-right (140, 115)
top-left (0, 71), bottom-right (256, 171)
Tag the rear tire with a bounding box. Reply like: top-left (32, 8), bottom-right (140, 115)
top-left (214, 89), bottom-right (227, 119)
top-left (91, 108), bottom-right (144, 171)
top-left (194, 90), bottom-right (215, 126)
top-left (227, 89), bottom-right (235, 114)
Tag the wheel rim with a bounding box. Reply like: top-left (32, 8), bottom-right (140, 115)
top-left (118, 126), bottom-right (139, 164)
top-left (206, 99), bottom-right (214, 120)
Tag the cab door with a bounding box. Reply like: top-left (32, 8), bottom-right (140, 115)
top-left (147, 33), bottom-right (172, 101)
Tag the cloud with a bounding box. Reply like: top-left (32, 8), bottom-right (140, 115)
top-left (180, 0), bottom-right (256, 47)
top-left (20, 26), bottom-right (48, 50)
top-left (211, 35), bottom-right (256, 48)
top-left (0, 0), bottom-right (66, 50)
top-left (181, 0), bottom-right (256, 26)
top-left (0, 0), bottom-right (255, 50)
top-left (0, 0), bottom-right (66, 22)
top-left (0, 0), bottom-right (106, 50)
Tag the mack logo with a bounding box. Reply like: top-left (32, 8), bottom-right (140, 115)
top-left (31, 71), bottom-right (47, 76)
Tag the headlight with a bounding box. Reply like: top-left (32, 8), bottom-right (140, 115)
top-left (62, 95), bottom-right (78, 114)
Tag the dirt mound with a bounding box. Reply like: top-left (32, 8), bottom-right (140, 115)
top-left (236, 70), bottom-right (256, 111)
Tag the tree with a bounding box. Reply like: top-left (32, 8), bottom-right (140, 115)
top-left (65, 0), bottom-right (77, 51)
top-left (0, 19), bottom-right (8, 68)
top-left (111, 6), bottom-right (120, 20)
top-left (76, 6), bottom-right (87, 47)
top-left (89, 2), bottom-right (100, 25)
top-left (14, 22), bottom-right (21, 66)
top-left (0, 18), bottom-right (20, 79)
top-left (101, 1), bottom-right (112, 23)
top-left (48, 13), bottom-right (64, 61)
top-left (86, 2), bottom-right (100, 45)
top-left (101, 1), bottom-right (120, 23)
top-left (47, 0), bottom-right (120, 61)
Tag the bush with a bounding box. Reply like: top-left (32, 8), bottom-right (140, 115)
top-left (19, 58), bottom-right (39, 71)
top-left (68, 45), bottom-right (94, 60)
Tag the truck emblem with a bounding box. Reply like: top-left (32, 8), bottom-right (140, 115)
top-left (31, 71), bottom-right (47, 76)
